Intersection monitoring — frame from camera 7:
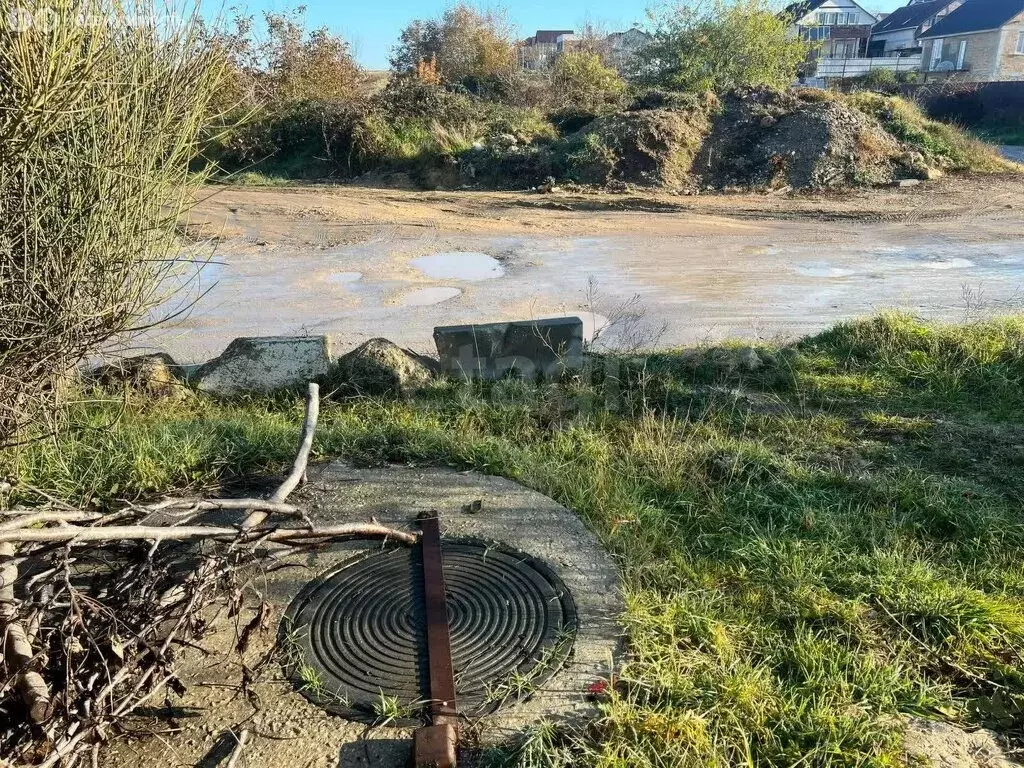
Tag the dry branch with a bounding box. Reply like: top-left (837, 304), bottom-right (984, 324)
top-left (0, 511), bottom-right (102, 530)
top-left (0, 543), bottom-right (51, 722)
top-left (0, 521), bottom-right (417, 546)
top-left (0, 381), bottom-right (417, 765)
top-left (242, 382), bottom-right (319, 530)
top-left (226, 728), bottom-right (250, 768)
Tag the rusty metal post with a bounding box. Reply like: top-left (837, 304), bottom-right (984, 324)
top-left (414, 512), bottom-right (458, 768)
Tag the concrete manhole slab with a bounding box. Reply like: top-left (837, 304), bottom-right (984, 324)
top-left (104, 461), bottom-right (623, 767)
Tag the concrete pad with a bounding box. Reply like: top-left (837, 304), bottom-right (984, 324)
top-left (433, 317), bottom-right (584, 381)
top-left (193, 335), bottom-right (334, 396)
top-left (104, 462), bottom-right (623, 768)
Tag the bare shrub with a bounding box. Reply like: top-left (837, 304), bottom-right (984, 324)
top-left (0, 0), bottom-right (229, 444)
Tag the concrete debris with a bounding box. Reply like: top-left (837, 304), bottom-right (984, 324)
top-left (322, 338), bottom-right (435, 397)
top-left (903, 717), bottom-right (1017, 768)
top-left (90, 353), bottom-right (183, 399)
top-left (434, 317), bottom-right (584, 381)
top-left (194, 336), bottom-right (334, 396)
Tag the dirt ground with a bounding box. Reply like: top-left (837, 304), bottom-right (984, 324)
top-left (189, 174), bottom-right (1024, 243)
top-left (140, 175), bottom-right (1024, 365)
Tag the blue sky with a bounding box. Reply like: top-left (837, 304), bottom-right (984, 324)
top-left (213, 0), bottom-right (911, 70)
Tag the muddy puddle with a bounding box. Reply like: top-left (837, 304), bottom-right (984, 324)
top-left (411, 251), bottom-right (505, 281)
top-left (399, 286), bottom-right (463, 306)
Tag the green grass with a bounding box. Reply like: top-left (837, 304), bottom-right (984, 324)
top-left (7, 312), bottom-right (1024, 765)
top-left (972, 123), bottom-right (1024, 147)
top-left (847, 93), bottom-right (1014, 174)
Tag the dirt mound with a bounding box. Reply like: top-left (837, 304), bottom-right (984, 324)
top-left (695, 87), bottom-right (909, 190)
top-left (550, 87), bottom-right (989, 192)
top-left (557, 93), bottom-right (718, 187)
top-left (561, 107), bottom-right (714, 187)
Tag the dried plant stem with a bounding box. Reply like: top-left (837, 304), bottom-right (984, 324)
top-left (0, 522), bottom-right (416, 546)
top-left (226, 729), bottom-right (250, 768)
top-left (0, 543), bottom-right (51, 722)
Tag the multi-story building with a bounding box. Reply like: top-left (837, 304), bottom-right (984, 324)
top-left (868, 0), bottom-right (964, 55)
top-left (918, 0), bottom-right (1024, 81)
top-left (518, 30), bottom-right (575, 71)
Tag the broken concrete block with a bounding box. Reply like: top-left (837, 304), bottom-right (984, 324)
top-left (433, 317), bottom-right (584, 381)
top-left (194, 336), bottom-right (334, 396)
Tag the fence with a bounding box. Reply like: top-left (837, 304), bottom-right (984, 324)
top-left (814, 55), bottom-right (923, 79)
top-left (902, 81), bottom-right (1024, 126)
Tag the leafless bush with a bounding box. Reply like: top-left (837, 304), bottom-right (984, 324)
top-left (584, 277), bottom-right (668, 353)
top-left (0, 0), bottom-right (229, 445)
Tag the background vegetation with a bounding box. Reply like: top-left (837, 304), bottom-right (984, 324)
top-left (196, 0), bottom-right (1014, 190)
top-left (631, 0), bottom-right (808, 93)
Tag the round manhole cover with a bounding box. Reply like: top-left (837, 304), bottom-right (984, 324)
top-left (280, 539), bottom-right (577, 722)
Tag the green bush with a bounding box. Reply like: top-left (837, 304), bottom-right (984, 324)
top-left (856, 68), bottom-right (898, 92)
top-left (633, 0), bottom-right (810, 93)
top-left (550, 51), bottom-right (627, 113)
top-left (209, 100), bottom-right (361, 177)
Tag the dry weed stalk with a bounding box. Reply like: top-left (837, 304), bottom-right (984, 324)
top-left (0, 0), bottom-right (229, 444)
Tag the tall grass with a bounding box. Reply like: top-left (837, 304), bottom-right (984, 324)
top-left (0, 0), bottom-right (228, 443)
top-left (848, 92), bottom-right (1014, 173)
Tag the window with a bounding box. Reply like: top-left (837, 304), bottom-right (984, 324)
top-left (831, 39), bottom-right (858, 58)
top-left (1017, 30), bottom-right (1024, 54)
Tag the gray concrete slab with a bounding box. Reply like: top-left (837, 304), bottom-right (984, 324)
top-left (104, 462), bottom-right (624, 768)
top-left (433, 317), bottom-right (584, 381)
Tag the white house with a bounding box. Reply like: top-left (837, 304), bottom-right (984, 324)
top-left (785, 0), bottom-right (879, 58)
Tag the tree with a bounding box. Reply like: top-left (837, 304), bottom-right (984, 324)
top-left (206, 8), bottom-right (361, 113)
top-left (633, 0), bottom-right (809, 93)
top-left (391, 4), bottom-right (515, 87)
top-left (551, 51), bottom-right (626, 112)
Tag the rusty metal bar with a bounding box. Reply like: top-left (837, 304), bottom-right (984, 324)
top-left (414, 512), bottom-right (458, 768)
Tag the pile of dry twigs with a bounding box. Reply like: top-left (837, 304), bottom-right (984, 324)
top-left (0, 384), bottom-right (416, 766)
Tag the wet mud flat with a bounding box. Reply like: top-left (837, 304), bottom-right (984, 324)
top-left (143, 207), bottom-right (1024, 363)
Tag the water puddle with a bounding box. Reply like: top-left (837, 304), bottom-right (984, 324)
top-left (412, 252), bottom-right (505, 281)
top-left (794, 263), bottom-right (859, 278)
top-left (329, 271), bottom-right (362, 285)
top-left (399, 286), bottom-right (462, 306)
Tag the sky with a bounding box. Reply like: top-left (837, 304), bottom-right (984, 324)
top-left (210, 0), bottom-right (912, 70)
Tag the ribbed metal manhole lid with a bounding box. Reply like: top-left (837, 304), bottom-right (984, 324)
top-left (280, 538), bottom-right (578, 722)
